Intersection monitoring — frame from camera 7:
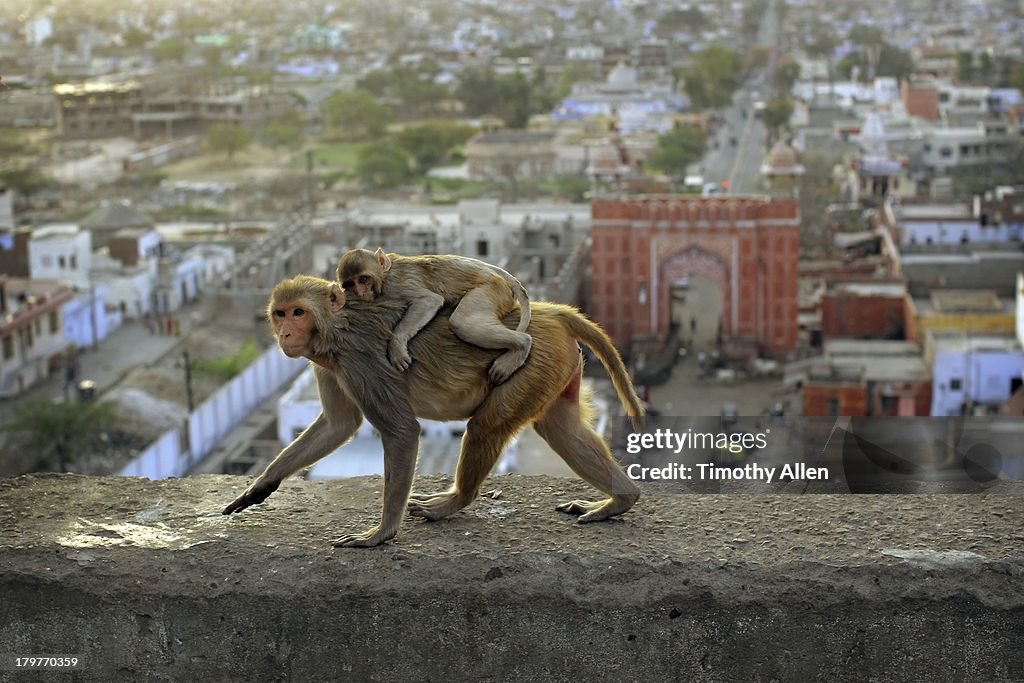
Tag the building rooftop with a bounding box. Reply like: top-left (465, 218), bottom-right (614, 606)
top-left (926, 331), bottom-right (1022, 354)
top-left (80, 201), bottom-right (154, 231)
top-left (829, 281), bottom-right (906, 297)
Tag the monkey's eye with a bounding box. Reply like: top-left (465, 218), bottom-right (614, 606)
top-left (357, 275), bottom-right (370, 285)
top-left (342, 280), bottom-right (354, 289)
top-left (293, 308), bottom-right (304, 316)
top-left (274, 310), bottom-right (285, 317)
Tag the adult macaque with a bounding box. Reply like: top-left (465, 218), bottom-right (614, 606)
top-left (337, 247), bottom-right (532, 384)
top-left (223, 275), bottom-right (643, 548)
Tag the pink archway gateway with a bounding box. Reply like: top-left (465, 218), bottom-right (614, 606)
top-left (657, 245), bottom-right (731, 337)
top-left (590, 195), bottom-right (799, 359)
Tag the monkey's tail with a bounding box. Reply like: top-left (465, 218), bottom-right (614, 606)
top-left (515, 284), bottom-right (531, 334)
top-left (560, 308), bottom-right (645, 432)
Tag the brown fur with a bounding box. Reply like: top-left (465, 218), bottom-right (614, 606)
top-left (224, 275), bottom-right (643, 547)
top-left (337, 247), bottom-right (532, 383)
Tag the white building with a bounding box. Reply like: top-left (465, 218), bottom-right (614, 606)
top-left (0, 278), bottom-right (73, 397)
top-left (62, 284), bottom-right (112, 349)
top-left (28, 224), bottom-right (93, 290)
top-left (342, 198), bottom-right (590, 276)
top-left (91, 251), bottom-right (157, 320)
top-left (920, 121), bottom-right (1019, 172)
top-left (928, 331), bottom-right (1024, 416)
top-left (0, 186), bottom-right (13, 229)
top-left (896, 202), bottom-right (1024, 247)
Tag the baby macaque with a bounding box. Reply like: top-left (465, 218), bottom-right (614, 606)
top-left (337, 248), bottom-right (531, 383)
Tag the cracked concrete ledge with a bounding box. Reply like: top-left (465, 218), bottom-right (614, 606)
top-left (0, 473), bottom-right (1022, 682)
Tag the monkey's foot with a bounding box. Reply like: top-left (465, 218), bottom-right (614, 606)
top-left (555, 498), bottom-right (629, 523)
top-left (489, 346), bottom-right (530, 384)
top-left (331, 525), bottom-right (395, 548)
top-left (407, 492), bottom-right (465, 522)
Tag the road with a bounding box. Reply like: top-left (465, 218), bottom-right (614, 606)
top-left (692, 0), bottom-right (782, 195)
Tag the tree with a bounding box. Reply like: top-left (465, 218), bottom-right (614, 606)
top-left (0, 167), bottom-right (56, 198)
top-left (258, 111), bottom-right (306, 148)
top-left (322, 90), bottom-right (392, 141)
top-left (553, 62), bottom-right (596, 101)
top-left (121, 26), bottom-right (151, 50)
top-left (204, 123), bottom-right (250, 160)
top-left (646, 125), bottom-right (706, 180)
top-left (355, 143), bottom-right (410, 189)
top-left (395, 120), bottom-right (475, 174)
top-left (772, 63), bottom-right (801, 96)
top-left (357, 61), bottom-right (449, 119)
top-left (657, 7), bottom-right (709, 36)
top-left (762, 98), bottom-right (793, 132)
top-left (456, 67), bottom-right (502, 118)
top-left (682, 45), bottom-right (741, 110)
top-left (152, 36), bottom-right (186, 62)
top-left (3, 399), bottom-right (118, 472)
top-left (956, 51), bottom-right (975, 83)
top-left (551, 174), bottom-right (591, 202)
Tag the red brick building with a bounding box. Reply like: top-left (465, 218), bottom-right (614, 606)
top-left (820, 281), bottom-right (909, 340)
top-left (900, 80), bottom-right (940, 122)
top-left (590, 196), bottom-right (799, 358)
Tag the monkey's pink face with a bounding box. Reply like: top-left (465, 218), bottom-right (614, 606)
top-left (341, 274), bottom-right (376, 301)
top-left (272, 301), bottom-right (315, 357)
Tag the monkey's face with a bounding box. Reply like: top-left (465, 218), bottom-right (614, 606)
top-left (272, 300), bottom-right (316, 357)
top-left (341, 273), bottom-right (377, 301)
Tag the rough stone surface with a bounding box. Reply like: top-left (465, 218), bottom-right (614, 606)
top-left (0, 473), bottom-right (1022, 682)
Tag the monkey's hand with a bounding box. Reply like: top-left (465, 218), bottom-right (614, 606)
top-left (387, 339), bottom-right (413, 371)
top-left (222, 478), bottom-right (280, 515)
top-left (331, 525), bottom-right (396, 548)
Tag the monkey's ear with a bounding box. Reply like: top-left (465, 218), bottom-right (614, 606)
top-left (328, 282), bottom-right (345, 313)
top-left (374, 247), bottom-right (392, 272)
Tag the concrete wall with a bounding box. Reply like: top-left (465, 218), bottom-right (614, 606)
top-left (1, 474), bottom-right (1021, 681)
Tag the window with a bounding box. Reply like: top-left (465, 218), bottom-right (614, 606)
top-left (940, 147), bottom-right (953, 158)
top-left (1, 336), bottom-right (12, 360)
top-left (950, 378), bottom-right (963, 391)
top-left (58, 255), bottom-right (66, 268)
top-left (476, 240), bottom-right (489, 257)
top-left (880, 395), bottom-right (898, 412)
top-left (70, 255), bottom-right (77, 269)
top-left (49, 311), bottom-right (59, 334)
top-left (827, 398), bottom-right (840, 417)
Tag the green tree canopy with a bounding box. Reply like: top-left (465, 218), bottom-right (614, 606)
top-left (682, 45), bottom-right (741, 110)
top-left (553, 62), bottom-right (596, 101)
top-left (646, 125), bottom-right (706, 179)
top-left (322, 89), bottom-right (392, 141)
top-left (152, 36), bottom-right (186, 62)
top-left (761, 98), bottom-right (793, 131)
top-left (204, 123), bottom-right (250, 160)
top-left (258, 110), bottom-right (306, 148)
top-left (355, 143), bottom-right (410, 189)
top-left (772, 63), bottom-right (801, 95)
top-left (0, 167), bottom-right (57, 198)
top-left (357, 61), bottom-right (449, 119)
top-left (395, 120), bottom-right (476, 174)
top-left (657, 7), bottom-right (709, 35)
top-left (456, 67), bottom-right (503, 118)
top-left (837, 43), bottom-right (914, 82)
top-left (3, 399), bottom-right (118, 472)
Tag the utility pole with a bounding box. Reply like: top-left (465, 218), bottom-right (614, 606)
top-left (182, 350), bottom-right (194, 412)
